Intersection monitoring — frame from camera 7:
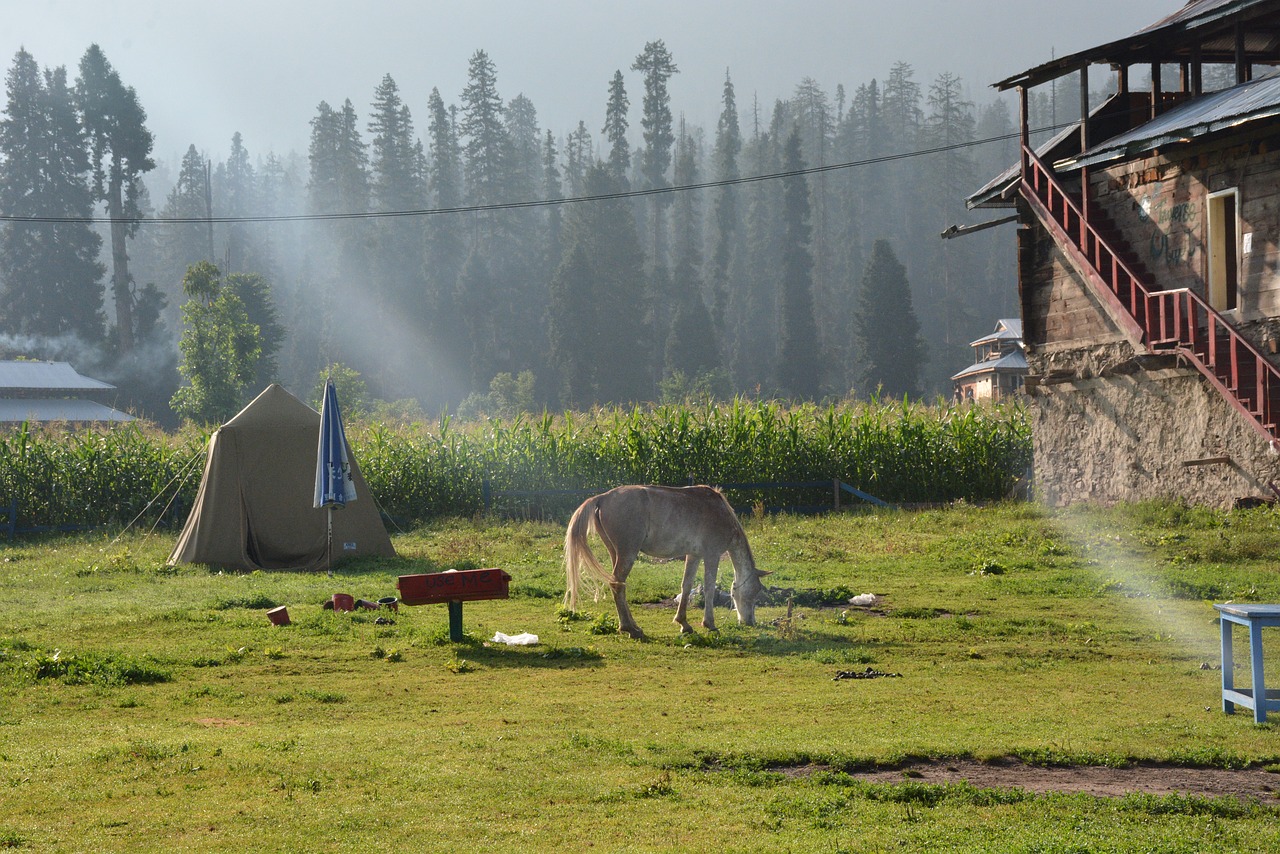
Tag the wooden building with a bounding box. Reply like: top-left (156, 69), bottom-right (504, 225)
top-left (952, 319), bottom-right (1028, 402)
top-left (971, 0), bottom-right (1280, 507)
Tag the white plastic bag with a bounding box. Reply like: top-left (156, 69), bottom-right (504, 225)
top-left (491, 631), bottom-right (539, 646)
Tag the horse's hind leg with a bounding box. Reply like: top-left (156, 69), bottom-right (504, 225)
top-left (610, 552), bottom-right (646, 639)
top-left (701, 552), bottom-right (720, 631)
top-left (674, 555), bottom-right (700, 634)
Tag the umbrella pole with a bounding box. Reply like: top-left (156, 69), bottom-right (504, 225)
top-left (327, 506), bottom-right (333, 577)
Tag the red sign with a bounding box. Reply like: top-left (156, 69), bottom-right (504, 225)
top-left (397, 569), bottom-right (511, 605)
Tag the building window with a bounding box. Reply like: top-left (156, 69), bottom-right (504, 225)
top-left (1207, 188), bottom-right (1240, 312)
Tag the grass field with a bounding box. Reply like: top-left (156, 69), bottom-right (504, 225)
top-left (2, 501), bottom-right (1280, 852)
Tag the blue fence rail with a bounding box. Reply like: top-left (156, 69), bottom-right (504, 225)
top-left (482, 478), bottom-right (892, 519)
top-left (1, 497), bottom-right (95, 538)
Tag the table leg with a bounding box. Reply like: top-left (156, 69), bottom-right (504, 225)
top-left (1250, 620), bottom-right (1267, 724)
top-left (1221, 617), bottom-right (1235, 715)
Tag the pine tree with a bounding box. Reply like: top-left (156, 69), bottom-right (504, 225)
top-left (542, 129), bottom-right (563, 270)
top-left (500, 91), bottom-right (548, 385)
top-left (75, 44), bottom-right (155, 354)
top-left (367, 72), bottom-right (427, 379)
top-left (454, 246), bottom-right (499, 389)
top-left (631, 40), bottom-right (678, 267)
top-left (563, 121), bottom-right (592, 197)
top-left (854, 239), bottom-right (923, 399)
top-left (664, 258), bottom-right (719, 385)
top-left (460, 50), bottom-right (507, 208)
top-left (0, 50), bottom-right (106, 342)
top-left (921, 71), bottom-right (980, 391)
top-left (790, 78), bottom-right (834, 358)
top-left (775, 126), bottom-right (820, 400)
top-left (733, 101), bottom-right (783, 391)
top-left (602, 70), bottom-right (630, 182)
top-left (546, 244), bottom-right (597, 407)
top-left (159, 144), bottom-right (212, 301)
top-left (423, 87), bottom-right (470, 409)
top-left (709, 70), bottom-right (741, 337)
top-left (560, 163), bottom-right (651, 403)
top-left (221, 131), bottom-right (256, 273)
top-left (504, 93), bottom-right (541, 203)
top-left (305, 98), bottom-right (369, 385)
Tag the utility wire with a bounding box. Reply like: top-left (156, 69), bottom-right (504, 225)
top-left (0, 116), bottom-right (1096, 226)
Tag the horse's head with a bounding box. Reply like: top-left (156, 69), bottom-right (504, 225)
top-left (731, 567), bottom-right (771, 626)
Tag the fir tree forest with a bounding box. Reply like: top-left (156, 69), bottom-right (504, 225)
top-left (0, 40), bottom-right (1089, 425)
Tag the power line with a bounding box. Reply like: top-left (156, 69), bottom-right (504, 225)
top-left (0, 120), bottom-right (1071, 226)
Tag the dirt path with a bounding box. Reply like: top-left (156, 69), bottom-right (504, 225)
top-left (799, 758), bottom-right (1280, 801)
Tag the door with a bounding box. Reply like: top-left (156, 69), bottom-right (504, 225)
top-left (1207, 189), bottom-right (1239, 312)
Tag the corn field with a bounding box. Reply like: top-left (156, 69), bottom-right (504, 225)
top-left (0, 398), bottom-right (1029, 533)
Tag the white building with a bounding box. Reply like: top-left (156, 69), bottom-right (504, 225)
top-left (951, 319), bottom-right (1028, 402)
top-left (0, 361), bottom-right (134, 424)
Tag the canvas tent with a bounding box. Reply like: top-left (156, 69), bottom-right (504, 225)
top-left (168, 384), bottom-right (394, 571)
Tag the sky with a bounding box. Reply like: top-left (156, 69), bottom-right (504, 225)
top-left (8, 0), bottom-right (1180, 169)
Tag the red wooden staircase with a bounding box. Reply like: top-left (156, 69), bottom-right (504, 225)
top-left (1019, 145), bottom-right (1280, 447)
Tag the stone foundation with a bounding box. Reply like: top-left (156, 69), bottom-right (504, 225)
top-left (1029, 350), bottom-right (1280, 508)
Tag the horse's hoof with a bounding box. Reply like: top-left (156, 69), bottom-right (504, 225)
top-left (621, 627), bottom-right (647, 640)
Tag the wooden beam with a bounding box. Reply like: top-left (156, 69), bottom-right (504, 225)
top-left (1191, 44), bottom-right (1202, 96)
top-left (1182, 456), bottom-right (1233, 467)
top-left (1152, 62), bottom-right (1162, 119)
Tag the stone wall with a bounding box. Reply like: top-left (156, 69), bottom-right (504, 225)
top-left (1028, 350), bottom-right (1280, 508)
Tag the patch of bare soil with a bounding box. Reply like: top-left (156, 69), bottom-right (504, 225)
top-left (791, 758), bottom-right (1280, 802)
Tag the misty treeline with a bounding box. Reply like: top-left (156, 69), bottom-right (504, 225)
top-left (0, 41), bottom-right (1069, 425)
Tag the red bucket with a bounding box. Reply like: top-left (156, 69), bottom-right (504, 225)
top-left (267, 605), bottom-right (290, 626)
top-left (332, 593), bottom-right (355, 612)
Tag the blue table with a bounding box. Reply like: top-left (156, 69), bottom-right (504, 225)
top-left (1215, 603), bottom-right (1280, 723)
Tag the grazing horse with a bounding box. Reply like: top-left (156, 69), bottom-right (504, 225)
top-left (564, 485), bottom-right (770, 638)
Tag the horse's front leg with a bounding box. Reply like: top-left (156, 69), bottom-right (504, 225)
top-left (611, 552), bottom-right (646, 639)
top-left (701, 552), bottom-right (720, 631)
top-left (674, 555), bottom-right (700, 634)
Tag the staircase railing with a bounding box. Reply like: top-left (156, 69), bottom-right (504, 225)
top-left (1019, 144), bottom-right (1280, 445)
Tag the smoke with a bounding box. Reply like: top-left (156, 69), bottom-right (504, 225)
top-left (0, 332), bottom-right (109, 371)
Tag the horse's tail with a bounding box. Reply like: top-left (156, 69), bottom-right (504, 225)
top-left (564, 495), bottom-right (618, 611)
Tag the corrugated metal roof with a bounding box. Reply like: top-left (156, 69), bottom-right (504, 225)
top-left (1057, 72), bottom-right (1280, 169)
top-left (951, 350), bottom-right (1029, 382)
top-left (0, 360), bottom-right (115, 392)
top-left (995, 0), bottom-right (1280, 91)
top-left (967, 122), bottom-right (1083, 208)
top-left (968, 319), bottom-right (1024, 346)
top-left (1134, 0), bottom-right (1261, 35)
top-left (0, 399), bottom-right (134, 423)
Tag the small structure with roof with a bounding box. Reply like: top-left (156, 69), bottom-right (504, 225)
top-left (0, 361), bottom-right (133, 424)
top-left (952, 319), bottom-right (1028, 402)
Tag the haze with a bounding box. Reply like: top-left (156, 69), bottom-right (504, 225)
top-left (10, 0), bottom-right (1177, 166)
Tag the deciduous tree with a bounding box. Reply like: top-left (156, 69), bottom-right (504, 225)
top-left (170, 261), bottom-right (263, 424)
